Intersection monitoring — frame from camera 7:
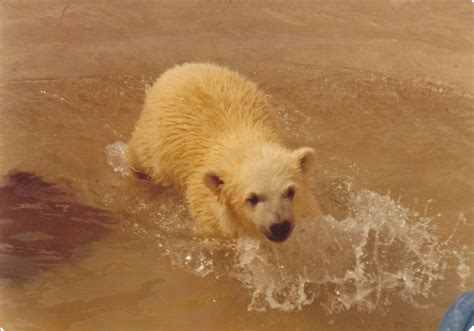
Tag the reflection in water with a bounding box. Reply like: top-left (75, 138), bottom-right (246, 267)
top-left (0, 172), bottom-right (118, 280)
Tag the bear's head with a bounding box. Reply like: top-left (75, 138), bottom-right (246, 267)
top-left (203, 145), bottom-right (315, 242)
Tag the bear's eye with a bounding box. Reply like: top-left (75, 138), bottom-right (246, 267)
top-left (285, 187), bottom-right (295, 199)
top-left (246, 193), bottom-right (259, 206)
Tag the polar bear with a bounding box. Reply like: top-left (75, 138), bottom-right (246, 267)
top-left (127, 63), bottom-right (318, 242)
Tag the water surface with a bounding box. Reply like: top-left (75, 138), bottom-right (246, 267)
top-left (1, 1), bottom-right (473, 330)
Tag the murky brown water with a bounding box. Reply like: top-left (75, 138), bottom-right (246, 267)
top-left (1, 1), bottom-right (473, 330)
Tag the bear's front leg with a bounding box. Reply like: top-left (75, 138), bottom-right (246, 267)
top-left (184, 176), bottom-right (235, 238)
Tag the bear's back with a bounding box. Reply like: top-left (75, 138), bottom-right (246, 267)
top-left (130, 63), bottom-right (281, 190)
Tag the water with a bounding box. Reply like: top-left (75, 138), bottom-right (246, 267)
top-left (1, 1), bottom-right (473, 330)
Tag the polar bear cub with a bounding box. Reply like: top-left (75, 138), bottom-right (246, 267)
top-left (127, 63), bottom-right (318, 242)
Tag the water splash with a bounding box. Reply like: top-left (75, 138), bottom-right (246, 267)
top-left (105, 141), bottom-right (471, 313)
top-left (105, 141), bottom-right (130, 177)
top-left (150, 189), bottom-right (470, 313)
top-left (227, 190), bottom-right (471, 313)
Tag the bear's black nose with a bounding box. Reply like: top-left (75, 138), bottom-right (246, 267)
top-left (268, 221), bottom-right (292, 242)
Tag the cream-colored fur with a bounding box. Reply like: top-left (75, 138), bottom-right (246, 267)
top-left (128, 63), bottom-right (318, 240)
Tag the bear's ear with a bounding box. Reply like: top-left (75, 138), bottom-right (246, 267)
top-left (292, 147), bottom-right (316, 173)
top-left (203, 170), bottom-right (224, 194)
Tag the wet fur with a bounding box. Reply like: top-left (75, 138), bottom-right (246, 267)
top-left (127, 63), bottom-right (318, 238)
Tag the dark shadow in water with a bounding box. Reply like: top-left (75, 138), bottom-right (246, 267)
top-left (0, 171), bottom-right (118, 280)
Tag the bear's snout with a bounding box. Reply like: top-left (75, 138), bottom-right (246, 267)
top-left (266, 221), bottom-right (293, 242)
